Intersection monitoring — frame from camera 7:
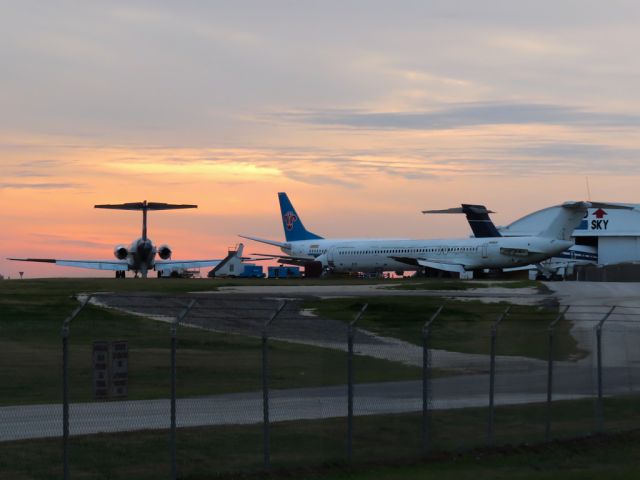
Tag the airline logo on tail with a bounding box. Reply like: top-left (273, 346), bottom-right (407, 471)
top-left (283, 211), bottom-right (298, 230)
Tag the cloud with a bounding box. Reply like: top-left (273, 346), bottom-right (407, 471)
top-left (30, 233), bottom-right (113, 249)
top-left (510, 142), bottom-right (640, 160)
top-left (281, 103), bottom-right (640, 131)
top-left (0, 182), bottom-right (81, 190)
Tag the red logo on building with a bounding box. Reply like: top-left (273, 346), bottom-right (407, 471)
top-left (593, 208), bottom-right (607, 219)
top-left (283, 211), bottom-right (298, 230)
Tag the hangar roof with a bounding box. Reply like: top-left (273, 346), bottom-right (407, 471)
top-left (500, 203), bottom-right (640, 237)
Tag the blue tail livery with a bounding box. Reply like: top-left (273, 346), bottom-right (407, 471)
top-left (460, 204), bottom-right (501, 238)
top-left (422, 204), bottom-right (501, 238)
top-left (278, 192), bottom-right (323, 242)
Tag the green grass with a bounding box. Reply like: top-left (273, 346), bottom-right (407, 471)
top-left (303, 296), bottom-right (583, 361)
top-left (2, 396), bottom-right (640, 479)
top-left (0, 279), bottom-right (422, 405)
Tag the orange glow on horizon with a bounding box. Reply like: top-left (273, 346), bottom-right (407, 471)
top-left (2, 126), bottom-right (640, 279)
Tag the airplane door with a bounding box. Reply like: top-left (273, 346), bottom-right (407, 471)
top-left (326, 248), bottom-right (336, 268)
top-left (326, 248), bottom-right (334, 263)
top-left (481, 244), bottom-right (488, 258)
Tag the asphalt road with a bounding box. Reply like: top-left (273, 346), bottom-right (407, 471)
top-left (2, 366), bottom-right (638, 442)
top-left (86, 293), bottom-right (547, 372)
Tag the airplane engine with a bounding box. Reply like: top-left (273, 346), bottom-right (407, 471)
top-left (314, 253), bottom-right (329, 267)
top-left (303, 261), bottom-right (324, 278)
top-left (114, 245), bottom-right (128, 260)
top-left (158, 244), bottom-right (172, 260)
top-left (313, 251), bottom-right (335, 276)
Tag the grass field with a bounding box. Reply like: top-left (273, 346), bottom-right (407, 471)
top-left (1, 396), bottom-right (640, 479)
top-left (303, 296), bottom-right (582, 361)
top-left (0, 279), bottom-right (424, 405)
top-left (0, 278), bottom-right (575, 405)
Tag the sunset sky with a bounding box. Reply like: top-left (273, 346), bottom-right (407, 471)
top-left (3, 1), bottom-right (640, 278)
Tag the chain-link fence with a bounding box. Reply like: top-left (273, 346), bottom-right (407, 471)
top-left (2, 294), bottom-right (640, 479)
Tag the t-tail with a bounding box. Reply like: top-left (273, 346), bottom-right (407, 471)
top-left (278, 192), bottom-right (323, 242)
top-left (541, 201), bottom-right (635, 240)
top-left (422, 204), bottom-right (501, 238)
top-left (94, 201), bottom-right (197, 240)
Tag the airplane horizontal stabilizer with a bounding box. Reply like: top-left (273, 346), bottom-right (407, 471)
top-left (422, 205), bottom-right (494, 215)
top-left (95, 202), bottom-right (197, 211)
top-left (239, 235), bottom-right (289, 249)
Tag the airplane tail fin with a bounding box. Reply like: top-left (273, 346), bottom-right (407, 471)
top-left (460, 204), bottom-right (501, 238)
top-left (539, 201), bottom-right (636, 240)
top-left (278, 192), bottom-right (323, 242)
top-left (422, 204), bottom-right (501, 238)
top-left (540, 202), bottom-right (589, 241)
top-left (95, 201), bottom-right (197, 241)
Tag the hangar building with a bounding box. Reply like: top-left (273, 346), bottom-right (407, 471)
top-left (500, 203), bottom-right (640, 265)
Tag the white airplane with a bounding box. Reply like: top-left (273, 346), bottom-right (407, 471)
top-left (241, 193), bottom-right (626, 277)
top-left (9, 201), bottom-right (223, 278)
top-left (423, 204), bottom-right (598, 279)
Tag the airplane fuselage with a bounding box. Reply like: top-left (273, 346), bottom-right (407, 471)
top-left (281, 236), bottom-right (574, 273)
top-left (124, 237), bottom-right (157, 276)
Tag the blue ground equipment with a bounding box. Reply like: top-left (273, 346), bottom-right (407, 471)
top-left (238, 265), bottom-right (264, 278)
top-left (268, 266), bottom-right (301, 279)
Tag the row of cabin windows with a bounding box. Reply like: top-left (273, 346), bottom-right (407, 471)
top-left (338, 247), bottom-right (479, 255)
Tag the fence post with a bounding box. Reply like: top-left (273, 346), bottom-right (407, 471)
top-left (61, 295), bottom-right (92, 480)
top-left (545, 305), bottom-right (570, 442)
top-left (596, 306), bottom-right (615, 433)
top-left (487, 305), bottom-right (511, 447)
top-left (170, 299), bottom-right (197, 480)
top-left (262, 301), bottom-right (287, 471)
top-left (422, 305), bottom-right (444, 455)
top-left (347, 303), bottom-right (368, 464)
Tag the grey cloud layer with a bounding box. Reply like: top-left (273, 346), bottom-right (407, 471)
top-left (285, 103), bottom-right (640, 130)
top-left (2, 1), bottom-right (640, 181)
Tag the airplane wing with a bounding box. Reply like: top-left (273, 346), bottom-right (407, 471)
top-left (416, 259), bottom-right (467, 273)
top-left (390, 255), bottom-right (468, 274)
top-left (155, 259), bottom-right (223, 271)
top-left (250, 253), bottom-right (314, 266)
top-left (7, 258), bottom-right (129, 271)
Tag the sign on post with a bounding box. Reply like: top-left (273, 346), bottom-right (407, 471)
top-left (110, 341), bottom-right (129, 398)
top-left (92, 341), bottom-right (110, 399)
top-left (92, 340), bottom-right (129, 399)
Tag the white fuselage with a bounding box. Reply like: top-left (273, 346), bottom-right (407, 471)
top-left (281, 236), bottom-right (574, 273)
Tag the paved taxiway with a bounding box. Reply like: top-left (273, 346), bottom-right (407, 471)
top-left (86, 292), bottom-right (547, 372)
top-left (4, 366), bottom-right (637, 441)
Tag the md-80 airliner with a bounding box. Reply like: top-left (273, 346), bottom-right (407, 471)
top-left (9, 201), bottom-right (223, 278)
top-left (423, 204), bottom-right (598, 279)
top-left (241, 193), bottom-right (628, 276)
